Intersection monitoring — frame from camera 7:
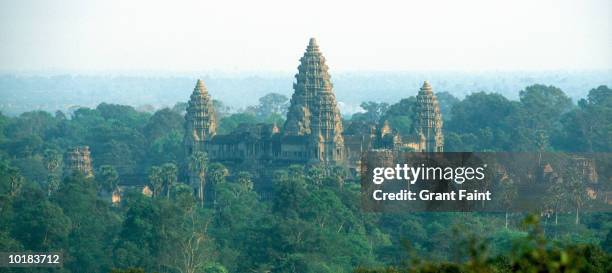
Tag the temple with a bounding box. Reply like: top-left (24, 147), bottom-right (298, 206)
top-left (187, 38), bottom-right (347, 169)
top-left (51, 38), bottom-right (610, 208)
top-left (414, 81), bottom-right (444, 152)
top-left (184, 79), bottom-right (217, 192)
top-left (184, 79), bottom-right (217, 156)
top-left (183, 38), bottom-right (446, 185)
top-left (282, 38), bottom-right (345, 163)
top-left (65, 146), bottom-right (94, 177)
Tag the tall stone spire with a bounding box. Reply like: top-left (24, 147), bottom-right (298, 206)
top-left (414, 81), bottom-right (444, 152)
top-left (195, 79), bottom-right (207, 94)
top-left (283, 38), bottom-right (345, 163)
top-left (184, 79), bottom-right (216, 155)
top-left (65, 146), bottom-right (93, 177)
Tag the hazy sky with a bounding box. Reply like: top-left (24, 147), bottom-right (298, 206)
top-left (1, 0), bottom-right (610, 72)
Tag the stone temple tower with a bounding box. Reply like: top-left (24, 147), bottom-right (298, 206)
top-left (283, 38), bottom-right (345, 163)
top-left (65, 146), bottom-right (93, 177)
top-left (184, 79), bottom-right (216, 156)
top-left (414, 81), bottom-right (444, 152)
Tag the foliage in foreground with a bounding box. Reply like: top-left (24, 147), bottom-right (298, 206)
top-left (355, 215), bottom-right (611, 273)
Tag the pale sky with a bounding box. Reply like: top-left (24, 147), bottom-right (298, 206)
top-left (0, 0), bottom-right (610, 72)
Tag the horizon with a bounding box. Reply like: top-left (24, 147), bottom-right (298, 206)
top-left (1, 69), bottom-right (610, 117)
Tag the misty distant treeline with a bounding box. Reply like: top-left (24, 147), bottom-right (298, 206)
top-left (1, 70), bottom-right (610, 115)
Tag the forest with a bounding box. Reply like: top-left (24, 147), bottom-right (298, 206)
top-left (0, 84), bottom-right (610, 272)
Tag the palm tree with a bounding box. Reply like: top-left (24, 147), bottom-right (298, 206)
top-left (98, 165), bottom-right (119, 194)
top-left (46, 175), bottom-right (60, 197)
top-left (162, 163), bottom-right (178, 199)
top-left (534, 130), bottom-right (549, 166)
top-left (7, 167), bottom-right (24, 197)
top-left (148, 166), bottom-right (164, 197)
top-left (330, 166), bottom-right (347, 189)
top-left (43, 149), bottom-right (62, 172)
top-left (563, 165), bottom-right (588, 225)
top-left (499, 177), bottom-right (518, 229)
top-left (307, 165), bottom-right (324, 187)
top-left (43, 149), bottom-right (62, 196)
top-left (188, 151), bottom-right (208, 207)
top-left (237, 171), bottom-right (253, 194)
top-left (207, 162), bottom-right (228, 204)
top-left (545, 177), bottom-right (565, 226)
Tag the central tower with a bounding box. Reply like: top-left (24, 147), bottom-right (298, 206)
top-left (184, 79), bottom-right (216, 156)
top-left (414, 81), bottom-right (444, 152)
top-left (283, 38), bottom-right (345, 163)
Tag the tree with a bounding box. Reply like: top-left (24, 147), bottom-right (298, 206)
top-left (447, 92), bottom-right (518, 151)
top-left (7, 167), bottom-right (24, 197)
top-left (578, 85), bottom-right (611, 151)
top-left (256, 93), bottom-right (289, 120)
top-left (307, 165), bottom-right (325, 188)
top-left (208, 163), bottom-right (229, 203)
top-left (12, 187), bottom-right (71, 251)
top-left (563, 164), bottom-right (589, 225)
top-left (498, 177), bottom-right (518, 229)
top-left (96, 103), bottom-right (150, 127)
top-left (43, 149), bottom-right (62, 173)
top-left (217, 113), bottom-right (257, 134)
top-left (54, 173), bottom-right (119, 272)
top-left (236, 172), bottom-right (253, 194)
top-left (354, 101), bottom-right (389, 124)
top-left (110, 268), bottom-right (146, 273)
top-left (556, 85), bottom-right (611, 152)
top-left (519, 84), bottom-right (572, 132)
top-left (162, 163), bottom-right (178, 199)
top-left (208, 163), bottom-right (229, 186)
top-left (328, 166), bottom-right (347, 189)
top-left (188, 151), bottom-right (209, 207)
top-left (148, 166), bottom-right (164, 197)
top-left (213, 99), bottom-right (231, 119)
top-left (149, 130), bottom-right (184, 166)
top-left (534, 130), bottom-right (549, 165)
top-left (43, 149), bottom-right (62, 196)
top-left (164, 209), bottom-right (213, 273)
top-left (113, 192), bottom-right (158, 270)
top-left (143, 108), bottom-right (184, 141)
top-left (380, 97), bottom-right (417, 135)
top-left (98, 165), bottom-right (119, 194)
top-left (288, 165), bottom-right (305, 180)
top-left (6, 111), bottom-right (57, 140)
top-left (435, 91), bottom-right (460, 120)
top-left (545, 177), bottom-right (566, 226)
top-left (174, 183), bottom-right (197, 211)
top-left (272, 169), bottom-right (308, 217)
top-left (172, 102), bottom-right (188, 115)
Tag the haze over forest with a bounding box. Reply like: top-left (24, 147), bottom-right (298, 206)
top-left (2, 0), bottom-right (609, 116)
top-left (1, 70), bottom-right (610, 116)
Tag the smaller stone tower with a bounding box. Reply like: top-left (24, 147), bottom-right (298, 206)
top-left (184, 79), bottom-right (217, 156)
top-left (65, 146), bottom-right (93, 177)
top-left (414, 81), bottom-right (444, 152)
